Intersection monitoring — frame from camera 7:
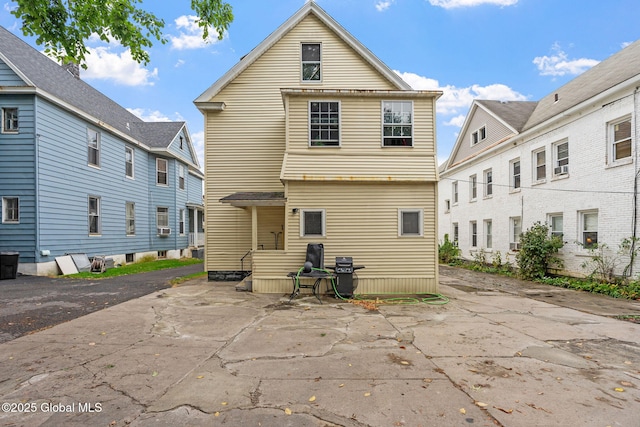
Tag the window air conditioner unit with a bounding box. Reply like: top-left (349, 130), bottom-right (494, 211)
top-left (157, 227), bottom-right (171, 236)
top-left (510, 242), bottom-right (521, 251)
top-left (554, 165), bottom-right (569, 175)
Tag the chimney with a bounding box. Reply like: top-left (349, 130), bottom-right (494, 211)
top-left (63, 62), bottom-right (80, 79)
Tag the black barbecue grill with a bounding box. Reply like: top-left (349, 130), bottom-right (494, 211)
top-left (330, 256), bottom-right (364, 298)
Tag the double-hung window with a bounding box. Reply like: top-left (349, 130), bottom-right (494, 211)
top-left (511, 159), bottom-right (521, 190)
top-left (484, 169), bottom-right (493, 197)
top-left (452, 181), bottom-right (459, 204)
top-left (157, 207), bottom-right (169, 229)
top-left (2, 197), bottom-right (19, 223)
top-left (156, 158), bottom-right (168, 185)
top-left (179, 209), bottom-right (185, 234)
top-left (510, 217), bottom-right (521, 250)
top-left (178, 165), bottom-right (185, 190)
top-left (581, 211), bottom-right (598, 249)
top-left (484, 220), bottom-right (492, 249)
top-left (399, 209), bottom-right (423, 237)
top-left (310, 102), bottom-right (339, 146)
top-left (301, 43), bottom-right (321, 81)
top-left (2, 108), bottom-right (18, 133)
top-left (87, 128), bottom-right (100, 167)
top-left (469, 174), bottom-right (477, 201)
top-left (470, 221), bottom-right (477, 247)
top-left (533, 148), bottom-right (546, 182)
top-left (125, 147), bottom-right (134, 178)
top-left (126, 202), bottom-right (135, 236)
top-left (88, 196), bottom-right (101, 235)
top-left (553, 141), bottom-right (569, 175)
top-left (383, 101), bottom-right (413, 146)
top-left (610, 117), bottom-right (632, 162)
top-left (301, 209), bottom-right (325, 237)
top-left (549, 214), bottom-right (563, 240)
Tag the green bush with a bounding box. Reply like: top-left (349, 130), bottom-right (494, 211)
top-left (515, 222), bottom-right (563, 280)
top-left (439, 234), bottom-right (461, 264)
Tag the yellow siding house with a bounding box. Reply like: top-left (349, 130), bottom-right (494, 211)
top-left (194, 2), bottom-right (442, 294)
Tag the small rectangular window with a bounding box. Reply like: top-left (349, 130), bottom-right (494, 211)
top-left (301, 43), bottom-right (321, 81)
top-left (452, 223), bottom-right (459, 244)
top-left (87, 128), bottom-right (100, 167)
top-left (301, 209), bottom-right (325, 237)
top-left (510, 216), bottom-right (521, 250)
top-left (125, 147), bottom-right (134, 178)
top-left (157, 158), bottom-right (168, 185)
top-left (549, 214), bottom-right (563, 240)
top-left (2, 108), bottom-right (18, 133)
top-left (179, 209), bottom-right (185, 234)
top-left (2, 197), bottom-right (19, 223)
top-left (470, 221), bottom-right (477, 247)
top-left (611, 117), bottom-right (632, 162)
top-left (534, 148), bottom-right (546, 182)
top-left (469, 174), bottom-right (477, 201)
top-left (444, 199), bottom-right (450, 213)
top-left (157, 207), bottom-right (169, 228)
top-left (452, 181), bottom-right (459, 204)
top-left (179, 165), bottom-right (185, 190)
top-left (484, 169), bottom-right (492, 197)
top-left (310, 102), bottom-right (339, 146)
top-left (383, 101), bottom-right (413, 146)
top-left (581, 211), bottom-right (598, 249)
top-left (511, 159), bottom-right (521, 190)
top-left (554, 141), bottom-right (569, 175)
top-left (399, 209), bottom-right (423, 236)
top-left (126, 202), bottom-right (135, 236)
top-left (484, 220), bottom-right (492, 249)
top-left (88, 196), bottom-right (101, 235)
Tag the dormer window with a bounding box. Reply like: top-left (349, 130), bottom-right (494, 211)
top-left (302, 43), bottom-right (321, 81)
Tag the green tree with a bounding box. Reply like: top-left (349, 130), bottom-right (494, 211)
top-left (515, 222), bottom-right (563, 280)
top-left (11, 0), bottom-right (233, 67)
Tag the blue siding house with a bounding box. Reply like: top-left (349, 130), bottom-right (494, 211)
top-left (0, 26), bottom-right (204, 276)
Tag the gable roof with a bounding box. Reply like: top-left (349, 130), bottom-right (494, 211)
top-left (476, 100), bottom-right (538, 133)
top-left (0, 25), bottom-right (199, 168)
top-left (194, 1), bottom-right (410, 105)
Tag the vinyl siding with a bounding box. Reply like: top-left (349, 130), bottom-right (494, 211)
top-left (0, 95), bottom-right (36, 260)
top-left (0, 60), bottom-right (25, 86)
top-left (203, 14), bottom-right (405, 272)
top-left (252, 181), bottom-right (438, 293)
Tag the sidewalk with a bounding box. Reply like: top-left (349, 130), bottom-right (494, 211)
top-left (0, 267), bottom-right (639, 426)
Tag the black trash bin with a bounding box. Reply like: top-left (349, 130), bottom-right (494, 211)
top-left (0, 252), bottom-right (19, 280)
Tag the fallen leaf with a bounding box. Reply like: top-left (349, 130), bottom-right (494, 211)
top-left (624, 361), bottom-right (632, 365)
top-left (459, 408), bottom-right (466, 414)
top-left (152, 371), bottom-right (158, 377)
top-left (475, 402), bottom-right (488, 408)
top-left (620, 381), bottom-right (632, 387)
top-left (88, 342), bottom-right (96, 346)
top-left (214, 412), bottom-right (220, 417)
top-left (196, 375), bottom-right (204, 379)
top-left (364, 392), bottom-right (371, 397)
top-left (309, 396), bottom-right (316, 402)
top-left (221, 402), bottom-right (228, 405)
top-left (614, 387), bottom-right (624, 392)
top-left (284, 408), bottom-right (292, 415)
top-left (339, 384), bottom-right (344, 388)
top-left (400, 361), bottom-right (410, 365)
top-left (494, 406), bottom-right (513, 414)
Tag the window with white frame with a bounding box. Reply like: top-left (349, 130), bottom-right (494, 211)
top-left (399, 209), bottom-right (423, 236)
top-left (469, 174), bottom-right (477, 201)
top-left (580, 210), bottom-right (598, 249)
top-left (444, 199), bottom-right (450, 213)
top-left (2, 197), bottom-right (19, 223)
top-left (549, 213), bottom-right (563, 240)
top-left (125, 147), bottom-right (134, 178)
top-left (310, 101), bottom-right (339, 146)
top-left (157, 207), bottom-right (169, 229)
top-left (484, 219), bottom-right (492, 249)
top-left (471, 125), bottom-right (486, 145)
top-left (2, 108), bottom-right (18, 133)
top-left (156, 158), bottom-right (168, 185)
top-left (533, 148), bottom-right (546, 182)
top-left (179, 209), bottom-right (185, 234)
top-left (609, 117), bottom-right (632, 162)
top-left (382, 101), bottom-right (413, 146)
top-left (87, 128), bottom-right (100, 167)
top-left (553, 140), bottom-right (569, 175)
top-left (301, 43), bottom-right (321, 81)
top-left (301, 209), bottom-right (325, 237)
top-left (510, 216), bottom-right (521, 250)
top-left (484, 169), bottom-right (493, 197)
top-left (452, 181), bottom-right (459, 204)
top-left (126, 202), bottom-right (135, 235)
top-left (452, 223), bottom-right (459, 244)
top-left (178, 165), bottom-right (185, 190)
top-left (511, 159), bottom-right (521, 190)
top-left (88, 196), bottom-right (101, 235)
top-left (470, 221), bottom-right (477, 247)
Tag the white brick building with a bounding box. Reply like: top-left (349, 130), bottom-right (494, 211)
top-left (438, 40), bottom-right (640, 277)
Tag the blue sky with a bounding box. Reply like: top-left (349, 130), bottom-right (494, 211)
top-left (2, 0), bottom-right (639, 168)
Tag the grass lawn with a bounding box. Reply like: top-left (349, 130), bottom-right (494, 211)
top-left (65, 258), bottom-right (204, 279)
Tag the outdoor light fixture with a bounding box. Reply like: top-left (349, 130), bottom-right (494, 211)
top-left (292, 208), bottom-right (299, 213)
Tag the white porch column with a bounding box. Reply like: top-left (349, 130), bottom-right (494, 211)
top-left (251, 206), bottom-right (258, 251)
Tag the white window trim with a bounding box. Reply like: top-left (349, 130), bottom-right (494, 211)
top-left (483, 169), bottom-right (493, 198)
top-left (552, 139), bottom-right (569, 177)
top-left (1, 107), bottom-right (19, 134)
top-left (398, 208), bottom-right (424, 237)
top-left (179, 209), bottom-right (186, 235)
top-left (608, 116), bottom-right (633, 166)
top-left (510, 158), bottom-right (521, 192)
top-left (452, 181), bottom-right (459, 205)
top-left (532, 147), bottom-right (546, 183)
top-left (579, 210), bottom-right (598, 249)
top-left (510, 216), bottom-right (522, 251)
top-left (156, 206), bottom-right (169, 229)
top-left (470, 220), bottom-right (477, 248)
top-left (300, 209), bottom-right (326, 237)
top-left (125, 146), bottom-right (135, 179)
top-left (2, 197), bottom-right (19, 224)
top-left (87, 128), bottom-right (101, 168)
top-left (309, 101), bottom-right (341, 147)
top-left (156, 158), bottom-right (168, 186)
top-left (548, 213), bottom-right (563, 240)
top-left (178, 165), bottom-right (185, 190)
top-left (382, 100), bottom-right (414, 147)
top-left (469, 174), bottom-right (477, 201)
top-left (484, 219), bottom-right (492, 249)
top-left (88, 195), bottom-right (101, 236)
top-left (301, 42), bottom-right (322, 83)
top-left (126, 202), bottom-right (135, 236)
top-left (470, 125), bottom-right (487, 146)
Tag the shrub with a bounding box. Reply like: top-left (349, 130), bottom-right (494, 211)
top-left (439, 234), bottom-right (461, 264)
top-left (515, 222), bottom-right (563, 280)
top-left (580, 237), bottom-right (640, 283)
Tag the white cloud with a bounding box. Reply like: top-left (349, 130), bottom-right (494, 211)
top-left (190, 130), bottom-right (205, 169)
top-left (395, 71), bottom-right (528, 117)
top-left (83, 46), bottom-right (158, 86)
top-left (169, 15), bottom-right (221, 50)
top-left (444, 115), bottom-right (466, 127)
top-left (375, 1), bottom-right (395, 11)
top-left (127, 108), bottom-right (172, 122)
top-left (533, 43), bottom-right (599, 77)
top-left (175, 59), bottom-right (186, 68)
top-left (428, 0), bottom-right (518, 8)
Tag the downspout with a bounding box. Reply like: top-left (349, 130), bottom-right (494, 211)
top-left (629, 86), bottom-right (640, 275)
top-left (34, 99), bottom-right (41, 267)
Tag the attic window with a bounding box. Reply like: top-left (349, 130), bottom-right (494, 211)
top-left (302, 43), bottom-right (321, 81)
top-left (471, 125), bottom-right (486, 145)
top-left (554, 93), bottom-right (559, 103)
top-left (180, 136), bottom-right (184, 149)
